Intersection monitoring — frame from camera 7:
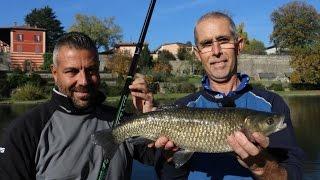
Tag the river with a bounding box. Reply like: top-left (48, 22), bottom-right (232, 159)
top-left (0, 96), bottom-right (319, 179)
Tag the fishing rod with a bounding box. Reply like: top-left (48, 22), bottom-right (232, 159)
top-left (112, 0), bottom-right (157, 128)
top-left (96, 1), bottom-right (157, 179)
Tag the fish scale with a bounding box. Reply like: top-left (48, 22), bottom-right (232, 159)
top-left (110, 107), bottom-right (285, 153)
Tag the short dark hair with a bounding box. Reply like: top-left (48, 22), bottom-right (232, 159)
top-left (194, 11), bottom-right (237, 46)
top-left (53, 32), bottom-right (98, 65)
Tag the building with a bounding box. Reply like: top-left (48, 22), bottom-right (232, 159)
top-left (152, 42), bottom-right (194, 60)
top-left (0, 25), bottom-right (46, 71)
top-left (113, 42), bottom-right (150, 57)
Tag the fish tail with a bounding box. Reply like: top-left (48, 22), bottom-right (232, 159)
top-left (91, 129), bottom-right (119, 159)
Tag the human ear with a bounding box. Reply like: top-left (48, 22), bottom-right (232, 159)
top-left (237, 37), bottom-right (244, 55)
top-left (194, 47), bottom-right (202, 62)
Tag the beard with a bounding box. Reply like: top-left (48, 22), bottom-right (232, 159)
top-left (56, 82), bottom-right (97, 109)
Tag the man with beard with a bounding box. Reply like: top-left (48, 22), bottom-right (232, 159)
top-left (0, 32), bottom-right (159, 179)
top-left (154, 12), bottom-right (304, 180)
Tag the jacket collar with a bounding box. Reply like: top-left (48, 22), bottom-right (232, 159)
top-left (51, 88), bottom-right (106, 115)
top-left (201, 73), bottom-right (250, 99)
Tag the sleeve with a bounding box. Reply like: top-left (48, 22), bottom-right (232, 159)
top-left (132, 142), bottom-right (156, 166)
top-left (130, 141), bottom-right (189, 179)
top-left (0, 105), bottom-right (46, 180)
top-left (269, 95), bottom-right (305, 180)
top-left (0, 120), bottom-right (36, 179)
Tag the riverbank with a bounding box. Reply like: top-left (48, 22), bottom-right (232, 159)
top-left (1, 90), bottom-right (320, 104)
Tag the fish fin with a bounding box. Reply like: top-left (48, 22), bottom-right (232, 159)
top-left (241, 127), bottom-right (255, 142)
top-left (172, 150), bottom-right (194, 168)
top-left (156, 104), bottom-right (180, 111)
top-left (91, 129), bottom-right (119, 159)
top-left (127, 136), bottom-right (154, 145)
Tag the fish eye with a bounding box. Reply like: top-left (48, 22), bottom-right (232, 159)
top-left (266, 118), bottom-right (274, 125)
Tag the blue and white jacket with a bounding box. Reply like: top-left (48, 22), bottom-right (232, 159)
top-left (158, 74), bottom-right (304, 180)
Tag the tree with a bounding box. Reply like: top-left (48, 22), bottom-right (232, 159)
top-left (25, 6), bottom-right (64, 52)
top-left (152, 61), bottom-right (172, 75)
top-left (106, 51), bottom-right (131, 77)
top-left (270, 1), bottom-right (320, 50)
top-left (290, 43), bottom-right (320, 85)
top-left (42, 53), bottom-right (53, 71)
top-left (0, 71), bottom-right (10, 97)
top-left (158, 50), bottom-right (176, 61)
top-left (186, 41), bottom-right (192, 46)
top-left (138, 45), bottom-right (153, 73)
top-left (242, 39), bottom-right (266, 55)
top-left (69, 14), bottom-right (122, 50)
top-left (236, 22), bottom-right (249, 45)
top-left (177, 46), bottom-right (189, 60)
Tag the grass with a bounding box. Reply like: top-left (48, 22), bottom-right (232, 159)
top-left (1, 91), bottom-right (320, 105)
top-left (275, 90), bottom-right (320, 97)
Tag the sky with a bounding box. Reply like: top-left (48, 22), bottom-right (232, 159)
top-left (1, 0), bottom-right (320, 50)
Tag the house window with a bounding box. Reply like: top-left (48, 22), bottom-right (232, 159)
top-left (17, 34), bottom-right (24, 41)
top-left (17, 45), bottom-right (23, 52)
top-left (35, 45), bottom-right (41, 53)
top-left (34, 35), bottom-right (41, 42)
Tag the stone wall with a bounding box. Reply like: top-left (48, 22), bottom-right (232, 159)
top-left (237, 54), bottom-right (292, 81)
top-left (169, 55), bottom-right (292, 81)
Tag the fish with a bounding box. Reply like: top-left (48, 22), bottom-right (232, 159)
top-left (92, 106), bottom-right (286, 168)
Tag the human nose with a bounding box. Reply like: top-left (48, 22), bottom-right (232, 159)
top-left (211, 41), bottom-right (222, 56)
top-left (78, 70), bottom-right (88, 85)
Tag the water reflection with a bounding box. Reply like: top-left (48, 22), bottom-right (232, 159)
top-left (0, 96), bottom-right (319, 179)
top-left (284, 96), bottom-right (320, 179)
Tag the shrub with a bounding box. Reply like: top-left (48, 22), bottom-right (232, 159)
top-left (268, 83), bottom-right (284, 91)
top-left (0, 71), bottom-right (10, 97)
top-left (106, 86), bottom-right (122, 97)
top-left (250, 83), bottom-right (266, 90)
top-left (29, 73), bottom-right (47, 86)
top-left (177, 83), bottom-right (196, 93)
top-left (42, 53), bottom-right (53, 71)
top-left (161, 82), bottom-right (196, 93)
top-left (289, 83), bottom-right (320, 90)
top-left (11, 84), bottom-right (46, 101)
top-left (8, 69), bottom-right (29, 89)
top-left (167, 76), bottom-right (189, 83)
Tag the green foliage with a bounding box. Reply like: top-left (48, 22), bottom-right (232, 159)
top-left (7, 69), bottom-right (29, 89)
top-left (11, 84), bottom-right (46, 101)
top-left (99, 81), bottom-right (121, 97)
top-left (152, 61), bottom-right (172, 75)
top-left (158, 50), bottom-right (176, 61)
top-left (289, 83), bottom-right (320, 90)
top-left (236, 22), bottom-right (249, 45)
top-left (267, 83), bottom-right (284, 91)
top-left (270, 1), bottom-right (320, 50)
top-left (177, 46), bottom-right (190, 60)
top-left (69, 14), bottom-right (122, 50)
top-left (250, 82), bottom-right (266, 90)
top-left (107, 52), bottom-right (131, 76)
top-left (290, 43), bottom-right (320, 84)
top-left (242, 39), bottom-right (266, 55)
top-left (0, 71), bottom-right (10, 97)
top-left (25, 6), bottom-right (64, 52)
top-left (6, 70), bottom-right (47, 97)
top-left (167, 76), bottom-right (189, 83)
top-left (138, 45), bottom-right (153, 73)
top-left (29, 73), bottom-right (47, 86)
top-left (42, 53), bottom-right (53, 71)
top-left (151, 72), bottom-right (171, 82)
top-left (162, 83), bottom-right (196, 93)
top-left (177, 83), bottom-right (196, 93)
top-left (188, 58), bottom-right (204, 75)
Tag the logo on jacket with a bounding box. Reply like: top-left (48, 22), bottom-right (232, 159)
top-left (0, 147), bottom-right (5, 153)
